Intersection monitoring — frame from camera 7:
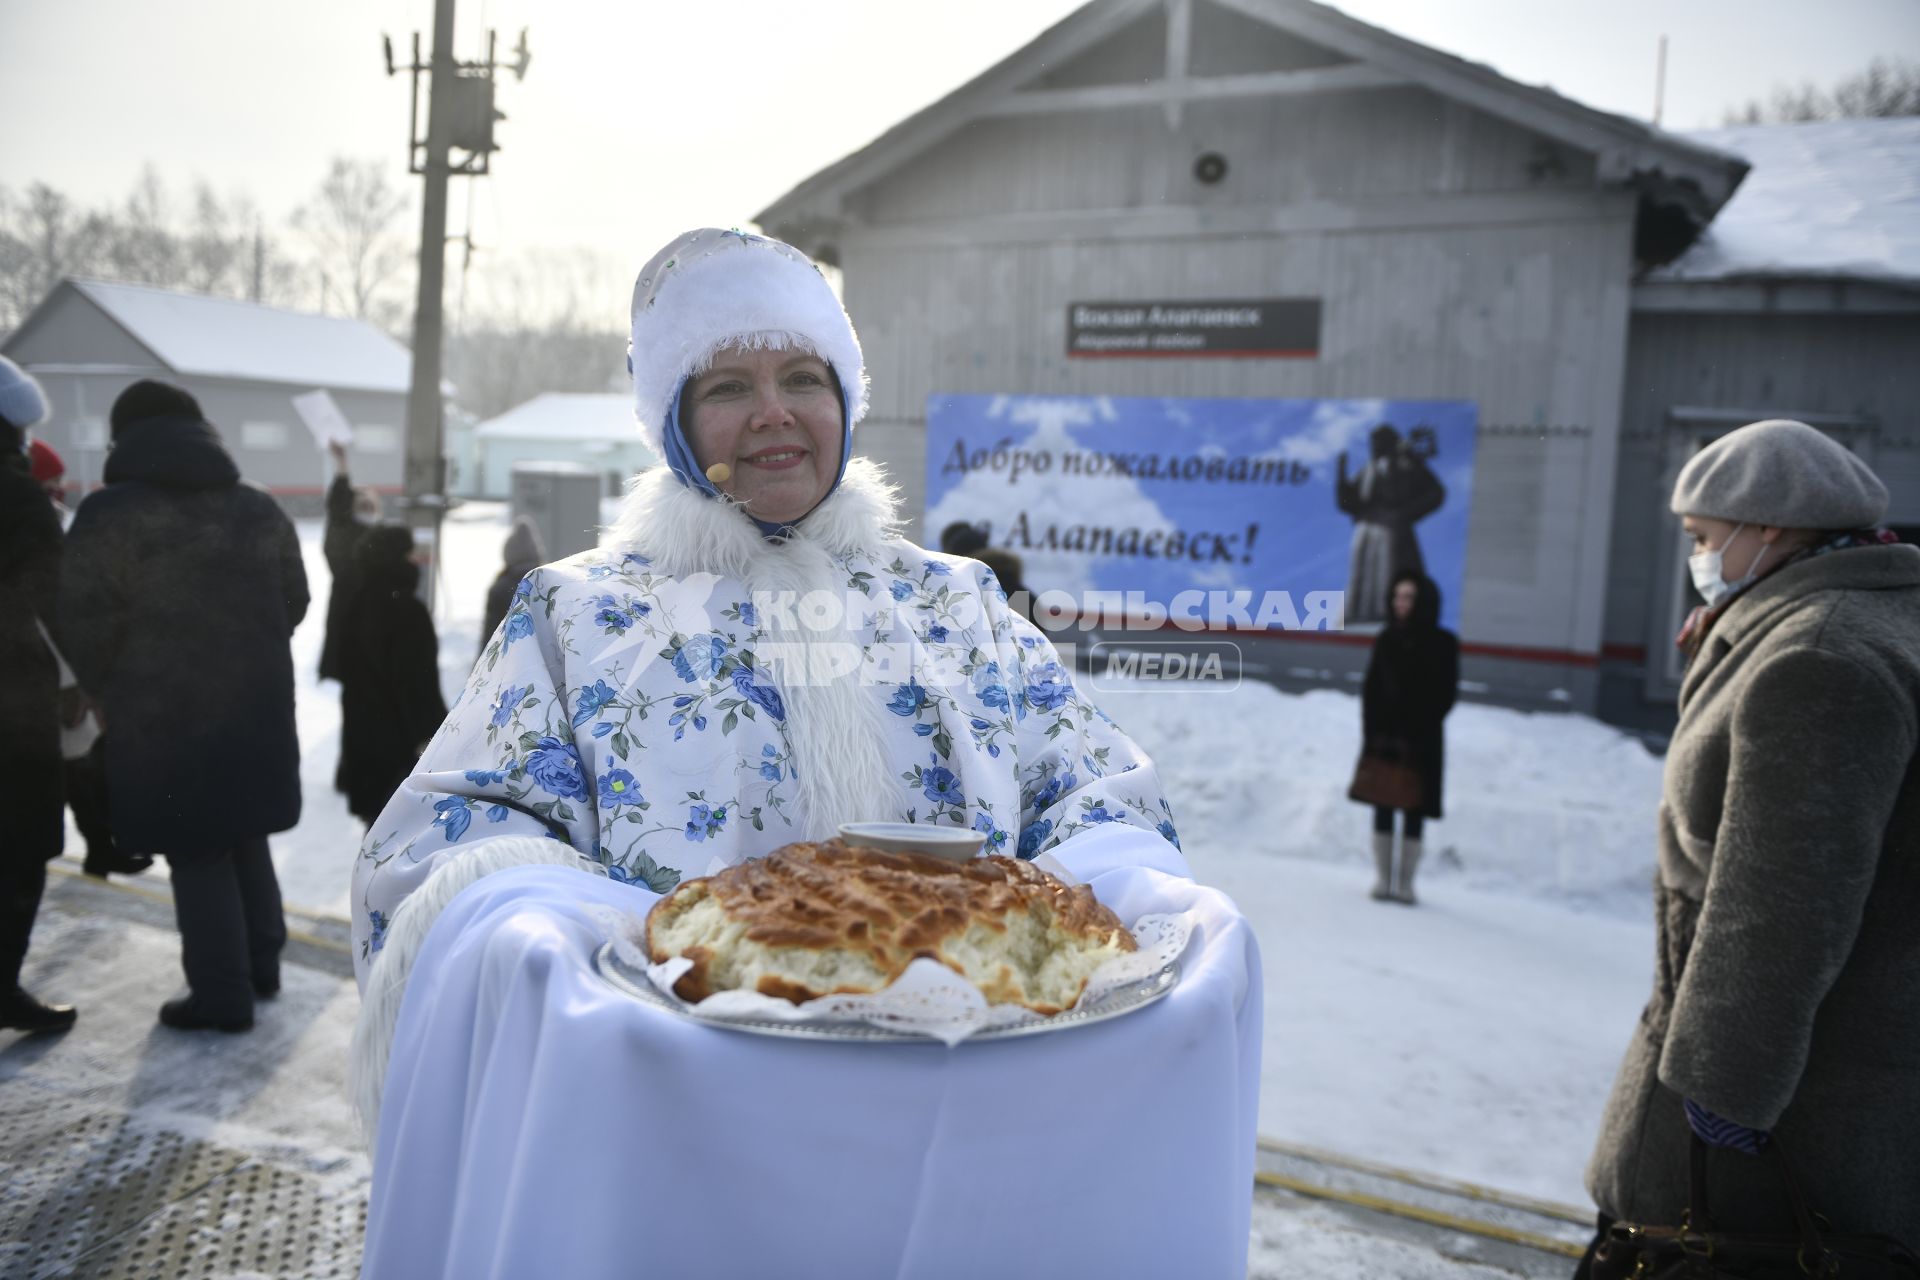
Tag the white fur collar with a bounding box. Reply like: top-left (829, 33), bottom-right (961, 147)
top-left (604, 455), bottom-right (904, 577)
top-left (601, 455), bottom-right (905, 843)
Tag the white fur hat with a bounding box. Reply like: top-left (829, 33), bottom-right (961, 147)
top-left (627, 228), bottom-right (867, 457)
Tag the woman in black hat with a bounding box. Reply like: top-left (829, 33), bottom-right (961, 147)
top-left (338, 525), bottom-right (448, 825)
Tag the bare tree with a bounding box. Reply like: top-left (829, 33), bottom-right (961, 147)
top-left (1833, 58), bottom-right (1920, 118)
top-left (1725, 58), bottom-right (1920, 124)
top-left (0, 172), bottom-right (321, 333)
top-left (444, 246), bottom-right (628, 419)
top-left (107, 165), bottom-right (186, 290)
top-left (0, 182), bottom-right (119, 330)
top-left (183, 181), bottom-right (246, 295)
top-left (293, 156), bottom-right (413, 329)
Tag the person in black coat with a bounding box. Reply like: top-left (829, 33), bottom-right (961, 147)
top-left (939, 520), bottom-right (991, 556)
top-left (476, 517), bottom-right (544, 662)
top-left (57, 380), bottom-right (309, 1033)
top-left (0, 356), bottom-right (78, 1033)
top-left (1358, 569), bottom-right (1459, 905)
top-left (340, 525), bottom-right (448, 824)
top-left (319, 439), bottom-right (381, 684)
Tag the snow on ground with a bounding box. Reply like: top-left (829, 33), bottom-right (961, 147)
top-left (1221, 857), bottom-right (1646, 1204)
top-left (1100, 680), bottom-right (1662, 915)
top-left (76, 499), bottom-right (1666, 1210)
top-left (1247, 1195), bottom-right (1544, 1280)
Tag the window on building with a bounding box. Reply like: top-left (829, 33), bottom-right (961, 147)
top-left (357, 425), bottom-right (399, 452)
top-left (240, 421), bottom-right (290, 450)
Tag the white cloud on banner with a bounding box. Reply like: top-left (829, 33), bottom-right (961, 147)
top-left (925, 396), bottom-right (1177, 602)
top-left (1258, 398), bottom-right (1388, 466)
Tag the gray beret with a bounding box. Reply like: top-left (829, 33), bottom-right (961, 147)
top-left (0, 354), bottom-right (50, 432)
top-left (1670, 419), bottom-right (1888, 530)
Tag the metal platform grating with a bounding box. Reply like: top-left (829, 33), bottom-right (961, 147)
top-left (0, 1091), bottom-right (365, 1279)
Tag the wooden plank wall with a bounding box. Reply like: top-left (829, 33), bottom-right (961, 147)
top-left (843, 210), bottom-right (1635, 662)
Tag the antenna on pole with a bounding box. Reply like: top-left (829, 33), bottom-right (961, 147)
top-left (1653, 34), bottom-right (1668, 126)
top-left (391, 2), bottom-right (529, 605)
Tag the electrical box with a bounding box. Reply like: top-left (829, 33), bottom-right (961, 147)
top-left (510, 461), bottom-right (601, 562)
top-left (447, 75), bottom-right (502, 154)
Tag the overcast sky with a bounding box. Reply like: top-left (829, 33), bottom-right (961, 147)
top-left (4, 0), bottom-right (1915, 316)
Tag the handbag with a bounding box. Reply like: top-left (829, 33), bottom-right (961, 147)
top-left (1589, 1134), bottom-right (1919, 1279)
top-left (1347, 745), bottom-right (1423, 812)
top-left (36, 617), bottom-right (102, 761)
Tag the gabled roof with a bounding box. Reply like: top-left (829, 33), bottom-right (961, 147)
top-left (20, 279), bottom-right (416, 394)
top-left (475, 392), bottom-right (658, 455)
top-left (1650, 119), bottom-right (1920, 286)
top-left (758, 0), bottom-right (1748, 239)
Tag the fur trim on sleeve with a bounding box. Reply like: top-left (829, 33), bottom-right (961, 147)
top-left (348, 836), bottom-right (603, 1148)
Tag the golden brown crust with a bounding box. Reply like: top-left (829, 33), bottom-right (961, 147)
top-left (645, 839), bottom-right (1135, 1011)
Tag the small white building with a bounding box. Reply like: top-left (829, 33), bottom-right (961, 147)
top-left (2, 279), bottom-right (415, 501)
top-left (472, 392), bottom-right (660, 498)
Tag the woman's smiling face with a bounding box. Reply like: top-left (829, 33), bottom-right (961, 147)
top-left (684, 346), bottom-right (842, 524)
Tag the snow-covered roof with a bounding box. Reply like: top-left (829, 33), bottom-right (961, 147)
top-left (71, 279), bottom-right (416, 393)
top-left (1654, 119), bottom-right (1920, 286)
top-left (475, 392), bottom-right (655, 452)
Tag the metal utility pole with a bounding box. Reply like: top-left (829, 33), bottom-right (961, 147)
top-left (388, 9), bottom-right (529, 603)
top-left (402, 0), bottom-right (457, 603)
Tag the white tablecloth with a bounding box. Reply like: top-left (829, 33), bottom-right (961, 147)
top-left (362, 838), bottom-right (1263, 1280)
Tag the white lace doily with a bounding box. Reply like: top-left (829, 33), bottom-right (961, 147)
top-left (583, 903), bottom-right (1193, 1047)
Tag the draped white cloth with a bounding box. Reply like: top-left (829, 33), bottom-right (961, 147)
top-left (361, 828), bottom-right (1262, 1280)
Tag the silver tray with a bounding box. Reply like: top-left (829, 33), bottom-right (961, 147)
top-left (590, 942), bottom-right (1180, 1043)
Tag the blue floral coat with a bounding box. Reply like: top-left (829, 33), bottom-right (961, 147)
top-left (350, 469), bottom-right (1180, 978)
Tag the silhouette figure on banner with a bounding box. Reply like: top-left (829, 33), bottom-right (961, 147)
top-left (1335, 425), bottom-right (1446, 626)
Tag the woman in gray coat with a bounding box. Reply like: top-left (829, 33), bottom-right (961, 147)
top-left (1578, 419), bottom-right (1920, 1268)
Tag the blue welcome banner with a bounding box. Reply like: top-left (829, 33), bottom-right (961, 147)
top-left (924, 394), bottom-right (1477, 632)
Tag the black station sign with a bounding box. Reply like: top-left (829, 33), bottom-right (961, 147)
top-left (1066, 299), bottom-right (1322, 358)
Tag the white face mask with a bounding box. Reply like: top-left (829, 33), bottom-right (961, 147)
top-left (1688, 523), bottom-right (1769, 607)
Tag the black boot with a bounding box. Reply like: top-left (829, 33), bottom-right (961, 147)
top-left (158, 997), bottom-right (252, 1034)
top-left (82, 849), bottom-right (155, 878)
top-left (1, 987), bottom-right (78, 1034)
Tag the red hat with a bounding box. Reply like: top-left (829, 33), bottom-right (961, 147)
top-left (28, 438), bottom-right (65, 486)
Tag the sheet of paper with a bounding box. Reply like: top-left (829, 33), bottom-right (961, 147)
top-left (291, 389), bottom-right (354, 449)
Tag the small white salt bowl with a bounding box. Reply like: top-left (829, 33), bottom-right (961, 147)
top-left (837, 822), bottom-right (986, 864)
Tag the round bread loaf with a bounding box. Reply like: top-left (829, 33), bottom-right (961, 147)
top-left (644, 839), bottom-right (1137, 1015)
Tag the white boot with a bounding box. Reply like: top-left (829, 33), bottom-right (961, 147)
top-left (1369, 831), bottom-right (1395, 901)
top-left (1394, 837), bottom-right (1424, 905)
